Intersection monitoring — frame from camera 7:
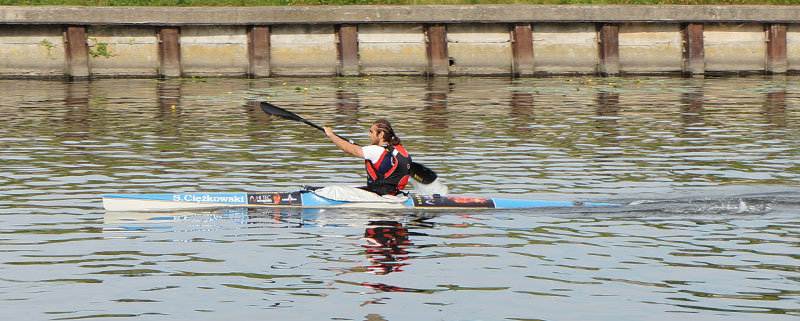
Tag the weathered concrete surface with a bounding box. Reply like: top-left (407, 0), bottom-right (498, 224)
top-left (532, 23), bottom-right (598, 74)
top-left (0, 25), bottom-right (65, 77)
top-left (619, 23), bottom-right (682, 74)
top-left (704, 23), bottom-right (766, 72)
top-left (87, 26), bottom-right (158, 77)
top-left (2, 5), bottom-right (800, 25)
top-left (359, 24), bottom-right (426, 75)
top-left (269, 25), bottom-right (337, 76)
top-left (181, 26), bottom-right (249, 76)
top-left (448, 24), bottom-right (512, 75)
top-left (788, 25), bottom-right (800, 71)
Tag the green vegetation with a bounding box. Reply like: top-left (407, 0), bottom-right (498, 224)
top-left (38, 39), bottom-right (55, 50)
top-left (1, 0), bottom-right (798, 6)
top-left (38, 39), bottom-right (56, 59)
top-left (88, 37), bottom-right (115, 58)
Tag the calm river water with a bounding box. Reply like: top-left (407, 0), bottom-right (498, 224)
top-left (0, 76), bottom-right (798, 320)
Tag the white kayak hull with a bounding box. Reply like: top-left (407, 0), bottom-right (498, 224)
top-left (102, 191), bottom-right (619, 212)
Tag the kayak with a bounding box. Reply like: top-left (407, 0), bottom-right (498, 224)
top-left (102, 190), bottom-right (619, 212)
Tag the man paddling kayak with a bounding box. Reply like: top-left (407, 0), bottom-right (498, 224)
top-left (323, 120), bottom-right (411, 196)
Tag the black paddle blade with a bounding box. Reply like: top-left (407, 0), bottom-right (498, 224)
top-left (260, 102), bottom-right (303, 122)
top-left (410, 162), bottom-right (437, 184)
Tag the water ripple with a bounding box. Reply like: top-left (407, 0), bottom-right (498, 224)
top-left (0, 76), bottom-right (798, 320)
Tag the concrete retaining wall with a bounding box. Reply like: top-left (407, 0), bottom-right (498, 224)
top-left (1, 5), bottom-right (799, 78)
top-left (359, 24), bottom-right (427, 75)
top-left (533, 23), bottom-right (598, 74)
top-left (618, 23), bottom-right (682, 74)
top-left (87, 25), bottom-right (158, 77)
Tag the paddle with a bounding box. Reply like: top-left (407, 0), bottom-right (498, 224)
top-left (260, 101), bottom-right (438, 184)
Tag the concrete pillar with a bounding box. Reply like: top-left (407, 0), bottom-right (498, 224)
top-left (511, 24), bottom-right (534, 77)
top-left (336, 24), bottom-right (359, 76)
top-left (682, 23), bottom-right (705, 76)
top-left (158, 27), bottom-right (181, 78)
top-left (767, 24), bottom-right (787, 74)
top-left (425, 24), bottom-right (449, 76)
top-left (248, 26), bottom-right (270, 77)
top-left (63, 25), bottom-right (89, 78)
top-left (598, 24), bottom-right (619, 76)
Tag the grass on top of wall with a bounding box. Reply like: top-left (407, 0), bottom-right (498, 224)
top-left (1, 0), bottom-right (799, 6)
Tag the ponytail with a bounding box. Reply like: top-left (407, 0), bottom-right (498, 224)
top-left (373, 119), bottom-right (401, 145)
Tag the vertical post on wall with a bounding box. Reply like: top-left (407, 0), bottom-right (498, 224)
top-left (63, 25), bottom-right (89, 78)
top-left (248, 26), bottom-right (271, 78)
top-left (158, 27), bottom-right (181, 78)
top-left (682, 23), bottom-right (705, 77)
top-left (425, 24), bottom-right (449, 76)
top-left (336, 24), bottom-right (359, 76)
top-left (766, 24), bottom-right (788, 74)
top-left (598, 24), bottom-right (619, 76)
top-left (511, 24), bottom-right (535, 77)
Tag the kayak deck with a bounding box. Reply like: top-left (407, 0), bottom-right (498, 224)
top-left (102, 191), bottom-right (619, 212)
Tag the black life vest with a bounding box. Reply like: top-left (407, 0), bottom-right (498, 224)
top-left (365, 144), bottom-right (411, 196)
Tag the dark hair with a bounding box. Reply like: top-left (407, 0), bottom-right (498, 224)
top-left (373, 119), bottom-right (401, 145)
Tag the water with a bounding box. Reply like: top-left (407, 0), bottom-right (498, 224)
top-left (0, 76), bottom-right (798, 320)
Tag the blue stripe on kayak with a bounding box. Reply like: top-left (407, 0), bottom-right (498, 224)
top-left (492, 198), bottom-right (574, 208)
top-left (104, 193), bottom-right (248, 204)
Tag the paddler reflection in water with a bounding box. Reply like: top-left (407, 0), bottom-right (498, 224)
top-left (362, 221), bottom-right (412, 275)
top-left (323, 120), bottom-right (411, 196)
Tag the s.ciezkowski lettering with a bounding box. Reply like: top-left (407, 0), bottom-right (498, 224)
top-left (173, 194), bottom-right (245, 203)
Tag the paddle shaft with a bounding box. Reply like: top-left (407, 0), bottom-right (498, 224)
top-left (306, 120), bottom-right (358, 146)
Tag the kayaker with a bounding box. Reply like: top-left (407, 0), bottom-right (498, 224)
top-left (323, 120), bottom-right (411, 196)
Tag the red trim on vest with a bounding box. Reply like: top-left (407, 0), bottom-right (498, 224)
top-left (394, 145), bottom-right (409, 157)
top-left (384, 156), bottom-right (399, 177)
top-left (365, 148), bottom-right (390, 180)
top-left (365, 160), bottom-right (378, 179)
top-left (397, 175), bottom-right (409, 191)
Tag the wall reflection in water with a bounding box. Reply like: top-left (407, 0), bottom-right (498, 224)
top-left (510, 90), bottom-right (534, 136)
top-left (1, 75), bottom-right (797, 195)
top-left (423, 78), bottom-right (450, 130)
top-left (594, 91), bottom-right (620, 142)
top-left (63, 81), bottom-right (90, 140)
top-left (33, 77), bottom-right (796, 145)
top-left (764, 88), bottom-right (787, 130)
top-left (335, 84), bottom-right (360, 128)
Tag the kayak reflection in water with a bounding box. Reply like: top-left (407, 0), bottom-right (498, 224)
top-left (362, 220), bottom-right (414, 275)
top-left (323, 120), bottom-right (412, 196)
